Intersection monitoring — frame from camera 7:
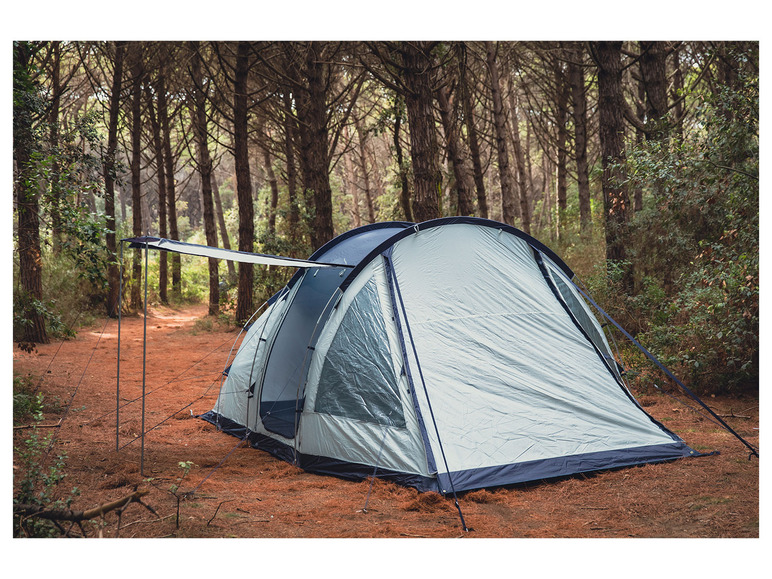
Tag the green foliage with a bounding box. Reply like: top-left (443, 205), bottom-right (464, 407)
top-left (13, 374), bottom-right (44, 424)
top-left (613, 52), bottom-right (758, 394)
top-left (13, 376), bottom-right (80, 537)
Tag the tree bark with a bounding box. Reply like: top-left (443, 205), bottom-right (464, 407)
top-left (282, 91), bottom-right (301, 253)
top-left (128, 42), bottom-right (144, 310)
top-left (436, 82), bottom-right (475, 216)
top-left (211, 171), bottom-right (236, 281)
top-left (190, 41), bottom-right (219, 316)
top-left (104, 41), bottom-right (125, 317)
top-left (457, 47), bottom-right (488, 218)
top-left (638, 41), bottom-right (669, 140)
top-left (48, 41), bottom-right (64, 255)
top-left (343, 124), bottom-right (362, 227)
top-left (233, 41), bottom-right (254, 324)
top-left (594, 41), bottom-right (632, 290)
top-left (295, 42), bottom-right (335, 247)
top-left (145, 81), bottom-right (168, 304)
top-left (400, 42), bottom-right (442, 222)
top-left (14, 42), bottom-right (48, 344)
top-left (354, 115), bottom-right (376, 223)
top-left (552, 58), bottom-right (569, 237)
top-left (157, 61), bottom-right (181, 298)
top-left (485, 41), bottom-right (519, 227)
top-left (568, 42), bottom-right (592, 235)
top-left (391, 94), bottom-right (413, 222)
top-left (505, 77), bottom-right (531, 234)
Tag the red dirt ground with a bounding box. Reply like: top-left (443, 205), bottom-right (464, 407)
top-left (12, 303), bottom-right (759, 541)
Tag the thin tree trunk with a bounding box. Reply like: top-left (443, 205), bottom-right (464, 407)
top-left (458, 45), bottom-right (488, 218)
top-left (505, 77), bottom-right (531, 234)
top-left (282, 92), bottom-right (300, 253)
top-left (553, 58), bottom-right (569, 238)
top-left (568, 42), bottom-right (592, 235)
top-left (485, 41), bottom-right (519, 227)
top-left (157, 62), bottom-right (181, 298)
top-left (233, 41), bottom-right (254, 323)
top-left (437, 82), bottom-right (475, 217)
top-left (211, 172), bottom-right (236, 281)
top-left (49, 41), bottom-right (64, 255)
top-left (343, 124), bottom-right (362, 228)
top-left (354, 116), bottom-right (376, 223)
top-left (392, 94), bottom-right (412, 222)
top-left (190, 41), bottom-right (219, 316)
top-left (128, 42), bottom-right (144, 310)
top-left (104, 41), bottom-right (125, 317)
top-left (145, 81), bottom-right (168, 304)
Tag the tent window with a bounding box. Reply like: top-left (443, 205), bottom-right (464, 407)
top-left (548, 267), bottom-right (620, 377)
top-left (315, 279), bottom-right (405, 428)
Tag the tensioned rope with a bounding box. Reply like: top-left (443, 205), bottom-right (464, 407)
top-left (568, 273), bottom-right (759, 459)
top-left (43, 314), bottom-right (112, 457)
top-left (117, 373), bottom-right (222, 451)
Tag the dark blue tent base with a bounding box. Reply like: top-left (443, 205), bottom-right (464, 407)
top-left (199, 411), bottom-right (705, 495)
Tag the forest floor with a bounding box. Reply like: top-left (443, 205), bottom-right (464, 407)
top-left (12, 303), bottom-right (760, 541)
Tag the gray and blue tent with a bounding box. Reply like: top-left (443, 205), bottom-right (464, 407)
top-left (195, 217), bottom-right (698, 494)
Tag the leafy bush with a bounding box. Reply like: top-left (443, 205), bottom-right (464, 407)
top-left (615, 51), bottom-right (758, 395)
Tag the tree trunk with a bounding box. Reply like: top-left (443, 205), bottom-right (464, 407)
top-left (104, 41), bottom-right (125, 317)
top-left (14, 42), bottom-right (48, 343)
top-left (458, 45), bottom-right (488, 218)
top-left (595, 41), bottom-right (632, 290)
top-left (128, 42), bottom-right (144, 310)
top-left (233, 41), bottom-right (254, 324)
top-left (392, 94), bottom-right (413, 222)
top-left (49, 42), bottom-right (64, 255)
top-left (354, 116), bottom-right (376, 223)
top-left (400, 41), bottom-right (442, 223)
top-left (552, 58), bottom-right (569, 237)
top-left (505, 77), bottom-right (531, 234)
top-left (343, 124), bottom-right (362, 228)
top-left (568, 43), bottom-right (592, 235)
top-left (190, 41), bottom-right (219, 316)
top-left (282, 92), bottom-right (301, 253)
top-left (436, 82), bottom-right (475, 217)
top-left (485, 41), bottom-right (519, 227)
top-left (157, 62), bottom-right (181, 298)
top-left (638, 41), bottom-right (669, 140)
top-left (145, 82), bottom-right (168, 304)
top-left (295, 42), bottom-right (335, 248)
top-left (211, 172), bottom-right (236, 281)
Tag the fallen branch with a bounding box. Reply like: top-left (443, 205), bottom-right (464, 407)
top-left (15, 488), bottom-right (155, 524)
top-left (14, 420), bottom-right (63, 430)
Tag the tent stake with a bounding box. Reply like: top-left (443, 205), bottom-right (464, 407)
top-left (140, 239), bottom-right (149, 476)
top-left (116, 241), bottom-right (124, 452)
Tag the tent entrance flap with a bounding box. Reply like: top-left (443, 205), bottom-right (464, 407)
top-left (123, 236), bottom-right (354, 269)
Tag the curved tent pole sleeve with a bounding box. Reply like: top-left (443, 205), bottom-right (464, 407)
top-left (382, 250), bottom-right (471, 532)
top-left (569, 276), bottom-right (759, 459)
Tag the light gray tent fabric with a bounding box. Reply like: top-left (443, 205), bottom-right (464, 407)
top-left (203, 219), bottom-right (695, 493)
top-left (386, 224), bottom-right (682, 491)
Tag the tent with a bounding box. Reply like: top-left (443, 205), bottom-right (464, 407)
top-left (198, 217), bottom-right (699, 494)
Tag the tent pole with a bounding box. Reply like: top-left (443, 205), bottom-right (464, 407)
top-left (116, 241), bottom-right (124, 452)
top-left (140, 240), bottom-right (149, 476)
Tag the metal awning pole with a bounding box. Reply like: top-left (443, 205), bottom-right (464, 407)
top-left (116, 241), bottom-right (124, 452)
top-left (140, 239), bottom-right (149, 476)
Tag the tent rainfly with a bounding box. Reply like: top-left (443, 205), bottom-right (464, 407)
top-left (184, 217), bottom-right (704, 494)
